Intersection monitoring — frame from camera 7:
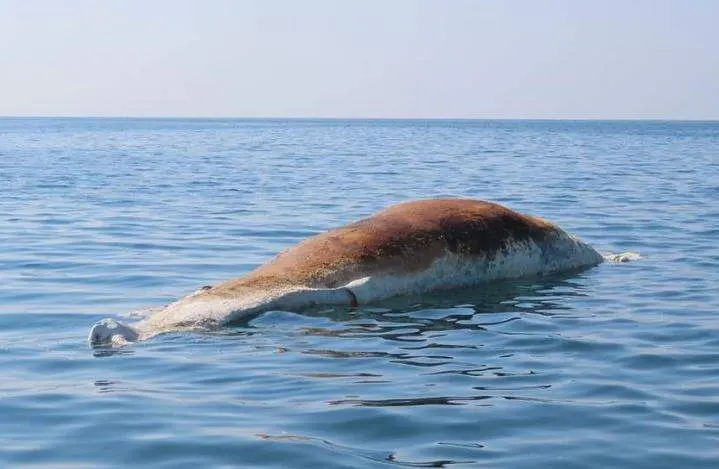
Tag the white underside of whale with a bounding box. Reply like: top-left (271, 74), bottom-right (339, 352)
top-left (89, 231), bottom-right (604, 346)
top-left (345, 232), bottom-right (602, 303)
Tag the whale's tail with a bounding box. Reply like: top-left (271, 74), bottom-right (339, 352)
top-left (88, 318), bottom-right (141, 347)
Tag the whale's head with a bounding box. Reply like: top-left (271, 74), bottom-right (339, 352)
top-left (88, 318), bottom-right (139, 347)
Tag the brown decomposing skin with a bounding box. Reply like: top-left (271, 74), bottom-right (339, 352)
top-left (206, 199), bottom-right (559, 298)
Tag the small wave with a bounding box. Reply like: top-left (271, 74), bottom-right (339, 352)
top-left (121, 306), bottom-right (162, 319)
top-left (256, 432), bottom-right (473, 467)
top-left (602, 252), bottom-right (642, 263)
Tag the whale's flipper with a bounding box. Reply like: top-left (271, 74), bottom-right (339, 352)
top-left (88, 318), bottom-right (140, 347)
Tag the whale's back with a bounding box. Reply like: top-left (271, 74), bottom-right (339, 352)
top-left (211, 199), bottom-right (574, 296)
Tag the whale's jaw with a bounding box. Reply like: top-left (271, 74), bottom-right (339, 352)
top-left (88, 318), bottom-right (140, 347)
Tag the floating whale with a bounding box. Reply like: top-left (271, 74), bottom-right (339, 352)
top-left (89, 199), bottom-right (606, 346)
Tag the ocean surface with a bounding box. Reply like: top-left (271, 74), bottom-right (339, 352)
top-left (0, 118), bottom-right (717, 468)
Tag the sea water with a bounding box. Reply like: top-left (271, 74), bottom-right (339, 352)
top-left (0, 118), bottom-right (717, 468)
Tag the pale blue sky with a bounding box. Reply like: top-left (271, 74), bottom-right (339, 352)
top-left (1, 0), bottom-right (717, 119)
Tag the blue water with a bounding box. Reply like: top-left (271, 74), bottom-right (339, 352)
top-left (1, 118), bottom-right (718, 468)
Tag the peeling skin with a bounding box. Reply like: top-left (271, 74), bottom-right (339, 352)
top-left (89, 199), bottom-right (604, 347)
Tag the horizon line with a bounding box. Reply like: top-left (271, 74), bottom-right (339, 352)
top-left (1, 115), bottom-right (718, 123)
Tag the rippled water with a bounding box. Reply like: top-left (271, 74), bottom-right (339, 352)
top-left (1, 118), bottom-right (718, 468)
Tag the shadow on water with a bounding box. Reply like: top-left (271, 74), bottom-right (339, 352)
top-left (255, 269), bottom-right (595, 341)
top-left (92, 346), bottom-right (136, 358)
top-left (256, 432), bottom-right (473, 467)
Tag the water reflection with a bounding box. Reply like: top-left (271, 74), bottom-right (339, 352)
top-left (276, 273), bottom-right (591, 349)
top-left (92, 346), bottom-right (135, 358)
top-left (210, 273), bottom-right (597, 411)
top-left (256, 432), bottom-right (472, 467)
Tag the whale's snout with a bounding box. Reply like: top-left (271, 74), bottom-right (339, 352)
top-left (88, 318), bottom-right (139, 347)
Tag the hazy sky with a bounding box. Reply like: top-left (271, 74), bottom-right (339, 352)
top-left (1, 0), bottom-right (717, 119)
